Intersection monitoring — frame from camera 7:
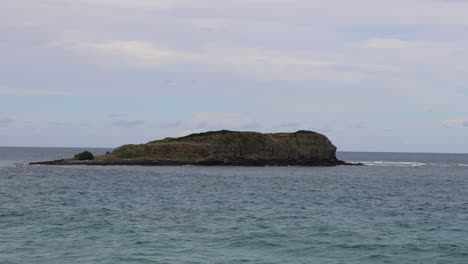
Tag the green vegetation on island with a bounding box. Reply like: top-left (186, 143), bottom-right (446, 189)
top-left (74, 151), bottom-right (95, 160)
top-left (33, 130), bottom-right (356, 166)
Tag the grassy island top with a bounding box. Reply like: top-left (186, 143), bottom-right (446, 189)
top-left (32, 130), bottom-right (355, 166)
top-left (104, 130), bottom-right (338, 162)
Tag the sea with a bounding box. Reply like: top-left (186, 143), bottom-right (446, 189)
top-left (1, 147), bottom-right (468, 264)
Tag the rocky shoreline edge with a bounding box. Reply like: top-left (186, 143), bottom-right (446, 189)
top-left (29, 130), bottom-right (363, 167)
top-left (30, 158), bottom-right (362, 167)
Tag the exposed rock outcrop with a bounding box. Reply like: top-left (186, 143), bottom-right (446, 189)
top-left (31, 130), bottom-right (358, 166)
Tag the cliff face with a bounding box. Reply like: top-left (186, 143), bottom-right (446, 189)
top-left (106, 130), bottom-right (342, 165)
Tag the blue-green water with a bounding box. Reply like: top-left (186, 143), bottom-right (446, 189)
top-left (1, 148), bottom-right (468, 263)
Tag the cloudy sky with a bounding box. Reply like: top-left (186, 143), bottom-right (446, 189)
top-left (1, 0), bottom-right (468, 152)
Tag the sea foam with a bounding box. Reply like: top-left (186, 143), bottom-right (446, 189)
top-left (361, 161), bottom-right (426, 167)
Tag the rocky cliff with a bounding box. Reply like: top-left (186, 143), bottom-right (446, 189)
top-left (31, 130), bottom-right (353, 166)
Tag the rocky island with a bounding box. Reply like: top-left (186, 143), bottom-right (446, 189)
top-left (31, 130), bottom-right (357, 166)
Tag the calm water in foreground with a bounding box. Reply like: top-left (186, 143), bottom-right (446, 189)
top-left (1, 147), bottom-right (468, 263)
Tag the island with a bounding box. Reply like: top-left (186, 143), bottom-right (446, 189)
top-left (31, 130), bottom-right (358, 166)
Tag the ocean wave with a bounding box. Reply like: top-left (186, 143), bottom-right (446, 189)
top-left (458, 164), bottom-right (468, 167)
top-left (361, 161), bottom-right (427, 167)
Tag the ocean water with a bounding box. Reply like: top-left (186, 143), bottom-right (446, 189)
top-left (1, 148), bottom-right (468, 263)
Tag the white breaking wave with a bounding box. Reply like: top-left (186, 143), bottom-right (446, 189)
top-left (361, 161), bottom-right (427, 167)
top-left (458, 164), bottom-right (468, 167)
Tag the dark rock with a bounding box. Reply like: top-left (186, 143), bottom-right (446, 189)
top-left (31, 130), bottom-right (361, 167)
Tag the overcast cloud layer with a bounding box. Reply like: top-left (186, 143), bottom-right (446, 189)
top-left (1, 0), bottom-right (467, 152)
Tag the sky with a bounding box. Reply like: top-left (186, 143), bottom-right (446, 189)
top-left (1, 0), bottom-right (468, 152)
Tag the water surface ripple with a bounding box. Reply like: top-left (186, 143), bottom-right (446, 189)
top-left (1, 149), bottom-right (468, 263)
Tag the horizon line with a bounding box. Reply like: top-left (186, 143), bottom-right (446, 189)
top-left (0, 145), bottom-right (467, 155)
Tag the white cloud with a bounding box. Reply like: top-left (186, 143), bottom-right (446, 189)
top-left (108, 113), bottom-right (127, 118)
top-left (2, 0), bottom-right (468, 151)
top-left (193, 112), bottom-right (260, 130)
top-left (112, 120), bottom-right (145, 128)
top-left (0, 118), bottom-right (15, 126)
top-left (7, 0), bottom-right (468, 88)
top-left (363, 38), bottom-right (429, 50)
top-left (443, 118), bottom-right (468, 128)
top-left (361, 37), bottom-right (461, 63)
top-left (194, 112), bottom-right (243, 129)
top-left (78, 40), bottom-right (364, 83)
top-left (159, 120), bottom-right (182, 129)
top-left (0, 87), bottom-right (51, 95)
top-left (5, 0), bottom-right (173, 10)
top-left (85, 41), bottom-right (196, 68)
top-left (74, 0), bottom-right (468, 26)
